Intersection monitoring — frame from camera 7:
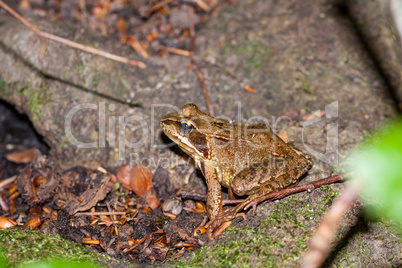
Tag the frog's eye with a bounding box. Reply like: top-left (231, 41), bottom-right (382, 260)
top-left (179, 121), bottom-right (194, 135)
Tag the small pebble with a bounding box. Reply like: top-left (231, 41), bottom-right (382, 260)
top-left (183, 200), bottom-right (196, 210)
top-left (162, 198), bottom-right (183, 215)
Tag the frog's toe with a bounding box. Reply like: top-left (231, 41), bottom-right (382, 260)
top-left (205, 219), bottom-right (233, 240)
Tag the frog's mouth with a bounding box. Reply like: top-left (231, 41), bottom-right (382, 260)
top-left (160, 119), bottom-right (204, 159)
top-left (160, 119), bottom-right (178, 137)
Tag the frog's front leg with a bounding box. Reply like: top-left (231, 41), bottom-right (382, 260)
top-left (201, 162), bottom-right (223, 220)
top-left (200, 162), bottom-right (240, 239)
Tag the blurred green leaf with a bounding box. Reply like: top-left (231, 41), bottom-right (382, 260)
top-left (349, 118), bottom-right (402, 229)
top-left (22, 260), bottom-right (99, 268)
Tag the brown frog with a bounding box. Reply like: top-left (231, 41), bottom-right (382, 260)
top-left (160, 104), bottom-right (312, 236)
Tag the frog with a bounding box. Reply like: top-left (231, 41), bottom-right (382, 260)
top-left (160, 103), bottom-right (313, 237)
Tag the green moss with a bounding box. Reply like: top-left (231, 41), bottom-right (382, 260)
top-left (76, 63), bottom-right (82, 75)
top-left (0, 75), bottom-right (16, 99)
top-left (301, 81), bottom-right (312, 94)
top-left (222, 39), bottom-right (271, 76)
top-left (170, 185), bottom-right (341, 267)
top-left (0, 228), bottom-right (102, 267)
top-left (320, 185), bottom-right (339, 207)
top-left (91, 73), bottom-right (100, 91)
top-left (0, 77), bottom-right (8, 96)
top-left (20, 82), bottom-right (52, 124)
top-left (169, 72), bottom-right (175, 82)
top-left (155, 214), bottom-right (168, 226)
top-left (172, 229), bottom-right (279, 268)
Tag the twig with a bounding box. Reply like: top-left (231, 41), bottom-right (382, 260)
top-left (187, 4), bottom-right (214, 116)
top-left (244, 173), bottom-right (346, 210)
top-left (0, 1), bottom-right (146, 68)
top-left (0, 176), bottom-right (17, 190)
top-left (180, 174), bottom-right (346, 207)
top-left (193, 0), bottom-right (210, 12)
top-left (180, 191), bottom-right (210, 202)
top-left (74, 211), bottom-right (126, 216)
top-left (301, 179), bottom-right (361, 268)
top-left (192, 65), bottom-right (214, 116)
top-left (123, 229), bottom-right (164, 253)
top-left (188, 5), bottom-right (196, 55)
top-left (148, 0), bottom-right (174, 14)
top-left (162, 46), bottom-right (191, 57)
top-left (78, 0), bottom-right (87, 27)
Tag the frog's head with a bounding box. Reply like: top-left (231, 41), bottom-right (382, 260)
top-left (160, 103), bottom-right (232, 160)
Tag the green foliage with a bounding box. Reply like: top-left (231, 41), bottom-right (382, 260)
top-left (0, 228), bottom-right (101, 267)
top-left (19, 82), bottom-right (52, 124)
top-left (349, 118), bottom-right (402, 229)
top-left (20, 259), bottom-right (98, 268)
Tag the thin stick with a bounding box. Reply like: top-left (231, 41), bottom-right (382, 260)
top-left (148, 0), bottom-right (174, 14)
top-left (0, 1), bottom-right (146, 68)
top-left (188, 5), bottom-right (196, 55)
top-left (301, 179), bottom-right (361, 268)
top-left (180, 174), bottom-right (346, 207)
top-left (0, 176), bottom-right (17, 190)
top-left (74, 211), bottom-right (126, 216)
top-left (162, 46), bottom-right (191, 57)
top-left (192, 65), bottom-right (214, 116)
top-left (187, 4), bottom-right (214, 116)
top-left (244, 173), bottom-right (346, 210)
top-left (193, 0), bottom-right (211, 12)
top-left (79, 0), bottom-right (88, 27)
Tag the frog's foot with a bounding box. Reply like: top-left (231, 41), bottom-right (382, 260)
top-left (246, 199), bottom-right (258, 216)
top-left (221, 197), bottom-right (255, 217)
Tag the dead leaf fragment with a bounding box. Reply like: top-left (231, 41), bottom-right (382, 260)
top-left (60, 167), bottom-right (112, 214)
top-left (5, 147), bottom-right (36, 164)
top-left (146, 32), bottom-right (158, 42)
top-left (130, 165), bottom-right (160, 209)
top-left (128, 36), bottom-right (149, 59)
top-left (23, 216), bottom-right (42, 230)
top-left (244, 85), bottom-right (256, 94)
top-left (16, 150), bottom-right (60, 205)
top-left (0, 216), bottom-right (17, 229)
top-left (116, 164), bottom-right (132, 190)
top-left (19, 0), bottom-right (29, 13)
top-left (278, 131), bottom-right (289, 143)
top-left (117, 17), bottom-right (125, 38)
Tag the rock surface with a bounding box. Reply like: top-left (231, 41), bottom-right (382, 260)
top-left (0, 0), bottom-right (401, 266)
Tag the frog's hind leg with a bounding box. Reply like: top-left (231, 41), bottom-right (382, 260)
top-left (231, 156), bottom-right (310, 197)
top-left (226, 157), bottom-right (311, 218)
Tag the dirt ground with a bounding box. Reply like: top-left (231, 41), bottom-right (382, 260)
top-left (0, 0), bottom-right (401, 267)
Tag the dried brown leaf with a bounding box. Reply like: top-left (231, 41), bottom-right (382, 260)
top-left (128, 37), bottom-right (149, 59)
top-left (130, 165), bottom-right (160, 209)
top-left (0, 216), bottom-right (17, 229)
top-left (23, 216), bottom-right (42, 230)
top-left (5, 147), bottom-right (36, 164)
top-left (243, 85), bottom-right (256, 94)
top-left (117, 17), bottom-right (125, 37)
top-left (278, 131), bottom-right (289, 143)
top-left (116, 164), bottom-right (132, 190)
top-left (60, 167), bottom-right (112, 214)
